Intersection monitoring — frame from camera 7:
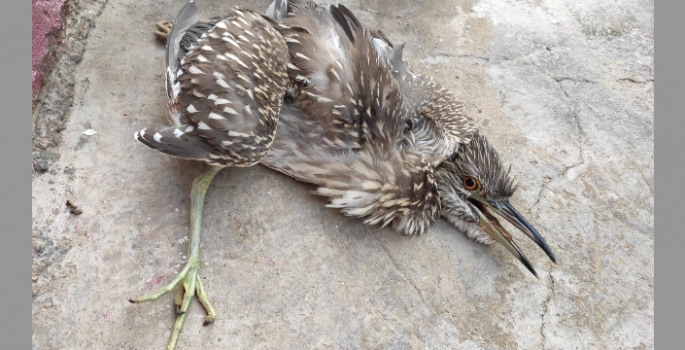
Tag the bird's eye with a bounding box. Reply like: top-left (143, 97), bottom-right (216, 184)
top-left (463, 176), bottom-right (478, 190)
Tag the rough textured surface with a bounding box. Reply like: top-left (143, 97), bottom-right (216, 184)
top-left (32, 0), bottom-right (68, 96)
top-left (32, 0), bottom-right (109, 174)
top-left (31, 0), bottom-right (654, 349)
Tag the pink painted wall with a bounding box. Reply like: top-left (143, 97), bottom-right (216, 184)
top-left (32, 0), bottom-right (68, 96)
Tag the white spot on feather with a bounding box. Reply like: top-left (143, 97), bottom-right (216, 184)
top-left (216, 79), bottom-right (230, 88)
top-left (228, 130), bottom-right (249, 137)
top-left (294, 52), bottom-right (311, 61)
top-left (223, 106), bottom-right (238, 114)
top-left (237, 17), bottom-right (250, 26)
top-left (222, 37), bottom-right (240, 48)
top-left (225, 53), bottom-right (249, 69)
top-left (188, 66), bottom-right (203, 74)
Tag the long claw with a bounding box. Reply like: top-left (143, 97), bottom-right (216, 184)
top-left (196, 275), bottom-right (216, 325)
top-left (155, 21), bottom-right (173, 41)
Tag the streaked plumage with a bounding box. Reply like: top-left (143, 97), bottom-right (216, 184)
top-left (135, 2), bottom-right (289, 167)
top-left (261, 0), bottom-right (555, 276)
top-left (132, 2), bottom-right (556, 348)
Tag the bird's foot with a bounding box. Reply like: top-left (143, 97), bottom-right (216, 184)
top-left (129, 259), bottom-right (216, 350)
top-left (155, 20), bottom-right (172, 42)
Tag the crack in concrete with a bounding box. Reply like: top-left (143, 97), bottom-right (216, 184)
top-left (553, 77), bottom-right (588, 138)
top-left (553, 77), bottom-right (595, 84)
top-left (531, 76), bottom-right (589, 212)
top-left (540, 270), bottom-right (556, 350)
top-left (618, 77), bottom-right (654, 84)
top-left (374, 235), bottom-right (429, 307)
top-left (532, 177), bottom-right (552, 210)
top-left (554, 76), bottom-right (589, 175)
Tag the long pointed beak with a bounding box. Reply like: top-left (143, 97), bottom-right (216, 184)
top-left (487, 200), bottom-right (556, 263)
top-left (468, 195), bottom-right (557, 278)
top-left (470, 201), bottom-right (539, 278)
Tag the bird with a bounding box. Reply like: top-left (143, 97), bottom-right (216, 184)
top-left (259, 0), bottom-right (556, 274)
top-left (139, 0), bottom-right (556, 348)
top-left (130, 1), bottom-right (289, 349)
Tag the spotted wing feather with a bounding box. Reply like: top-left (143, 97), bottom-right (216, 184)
top-left (264, 5), bottom-right (439, 235)
top-left (275, 1), bottom-right (363, 144)
top-left (136, 8), bottom-right (289, 167)
top-left (331, 4), bottom-right (476, 166)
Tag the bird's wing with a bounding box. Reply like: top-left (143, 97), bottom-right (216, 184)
top-left (277, 0), bottom-right (362, 129)
top-left (330, 4), bottom-right (477, 166)
top-left (264, 7), bottom-right (438, 235)
top-left (137, 8), bottom-right (289, 167)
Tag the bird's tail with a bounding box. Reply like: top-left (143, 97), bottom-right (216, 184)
top-left (134, 126), bottom-right (213, 162)
top-left (166, 1), bottom-right (199, 78)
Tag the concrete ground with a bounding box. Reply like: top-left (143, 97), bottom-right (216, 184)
top-left (31, 0), bottom-right (653, 349)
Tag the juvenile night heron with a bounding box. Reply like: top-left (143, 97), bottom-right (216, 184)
top-left (260, 0), bottom-right (556, 273)
top-left (139, 0), bottom-right (555, 348)
top-left (131, 1), bottom-right (288, 349)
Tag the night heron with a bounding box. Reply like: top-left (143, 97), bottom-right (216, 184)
top-left (260, 0), bottom-right (556, 272)
top-left (138, 0), bottom-right (556, 348)
top-left (131, 1), bottom-right (288, 349)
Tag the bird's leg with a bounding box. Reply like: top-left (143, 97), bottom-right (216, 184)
top-left (155, 20), bottom-right (173, 41)
top-left (130, 165), bottom-right (224, 350)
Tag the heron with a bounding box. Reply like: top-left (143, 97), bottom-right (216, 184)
top-left (260, 0), bottom-right (556, 273)
top-left (136, 1), bottom-right (556, 348)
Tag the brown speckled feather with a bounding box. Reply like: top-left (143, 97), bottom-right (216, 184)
top-left (275, 0), bottom-right (364, 151)
top-left (135, 7), bottom-right (289, 167)
top-left (263, 2), bottom-right (441, 235)
top-left (343, 10), bottom-right (476, 166)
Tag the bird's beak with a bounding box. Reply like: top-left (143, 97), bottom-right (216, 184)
top-left (488, 199), bottom-right (556, 263)
top-left (468, 196), bottom-right (556, 278)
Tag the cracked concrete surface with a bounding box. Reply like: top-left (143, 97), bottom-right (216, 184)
top-left (31, 0), bottom-right (653, 349)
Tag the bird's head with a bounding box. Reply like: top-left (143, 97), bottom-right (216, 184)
top-left (435, 130), bottom-right (556, 278)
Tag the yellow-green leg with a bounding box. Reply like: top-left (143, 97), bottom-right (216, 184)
top-left (130, 166), bottom-right (223, 350)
